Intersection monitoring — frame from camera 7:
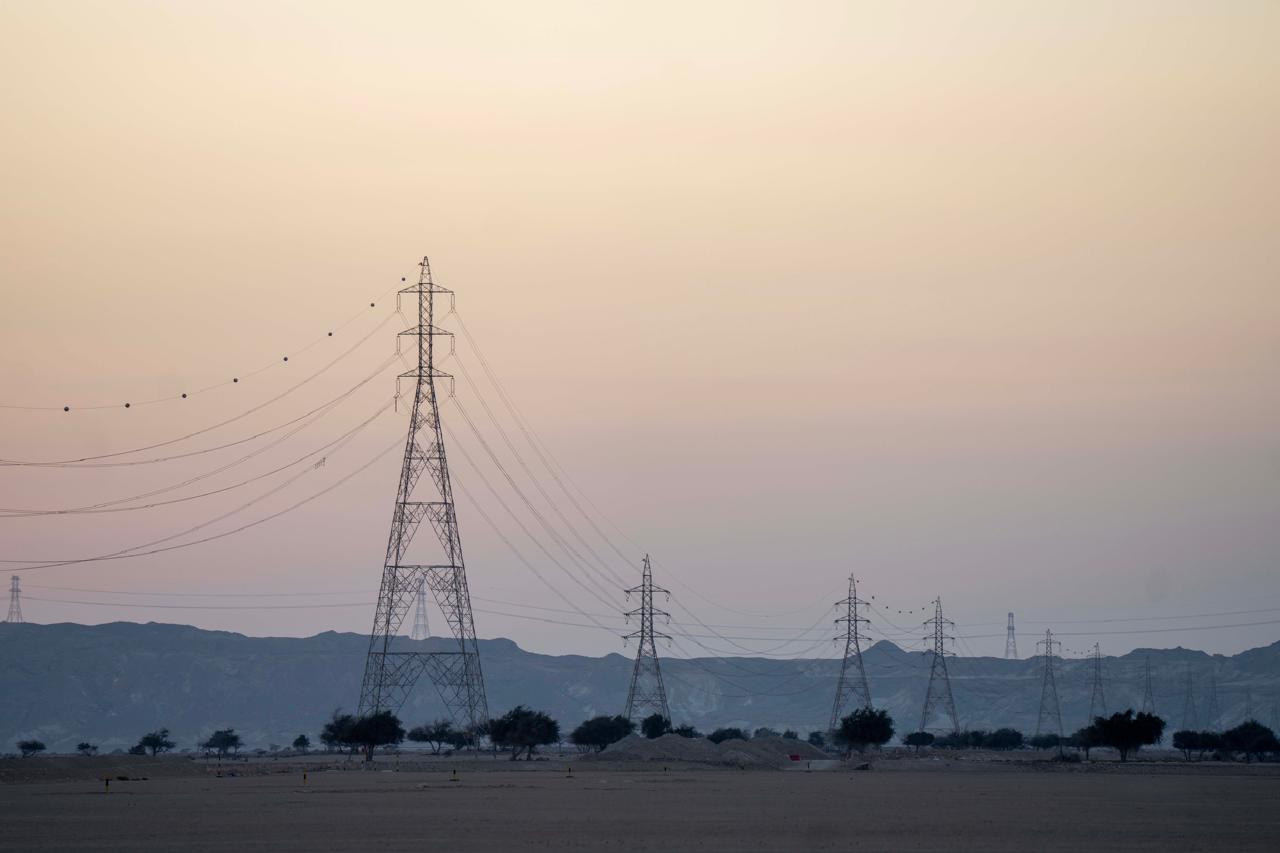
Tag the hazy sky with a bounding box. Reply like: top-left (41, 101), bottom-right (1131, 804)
top-left (1, 1), bottom-right (1277, 661)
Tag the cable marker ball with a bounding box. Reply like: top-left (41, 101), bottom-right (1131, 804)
top-left (125, 403), bottom-right (131, 408)
top-left (233, 378), bottom-right (239, 383)
top-left (182, 393), bottom-right (187, 398)
top-left (283, 356), bottom-right (288, 362)
top-left (64, 406), bottom-right (70, 412)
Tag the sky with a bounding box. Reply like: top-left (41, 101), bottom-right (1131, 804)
top-left (0, 1), bottom-right (1277, 661)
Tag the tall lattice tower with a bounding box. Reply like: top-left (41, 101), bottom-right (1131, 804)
top-left (409, 580), bottom-right (430, 641)
top-left (1004, 612), bottom-right (1017, 659)
top-left (1140, 655), bottom-right (1156, 715)
top-left (1087, 642), bottom-right (1107, 725)
top-left (919, 598), bottom-right (960, 734)
top-left (1180, 665), bottom-right (1198, 731)
top-left (1034, 629), bottom-right (1063, 738)
top-left (358, 257), bottom-right (488, 732)
top-left (5, 576), bottom-right (21, 623)
top-left (623, 555), bottom-right (671, 722)
top-left (1204, 667), bottom-right (1220, 730)
top-left (829, 575), bottom-right (872, 731)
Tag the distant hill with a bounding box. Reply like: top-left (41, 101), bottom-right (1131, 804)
top-left (1, 622), bottom-right (1276, 752)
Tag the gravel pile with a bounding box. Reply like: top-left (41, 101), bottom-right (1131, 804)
top-left (593, 733), bottom-right (826, 768)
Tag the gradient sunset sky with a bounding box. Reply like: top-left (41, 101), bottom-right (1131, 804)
top-left (1, 1), bottom-right (1277, 659)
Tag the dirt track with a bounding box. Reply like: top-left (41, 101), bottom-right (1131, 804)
top-left (3, 758), bottom-right (1278, 851)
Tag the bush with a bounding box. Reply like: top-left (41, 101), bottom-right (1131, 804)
top-left (752, 727), bottom-right (779, 739)
top-left (708, 727), bottom-right (748, 744)
top-left (570, 716), bottom-right (634, 752)
top-left (1029, 733), bottom-right (1061, 751)
top-left (984, 728), bottom-right (1024, 750)
top-left (641, 714), bottom-right (671, 739)
top-left (782, 730), bottom-right (799, 740)
top-left (903, 731), bottom-right (935, 753)
top-left (672, 725), bottom-right (702, 739)
top-left (17, 740), bottom-right (45, 758)
top-left (834, 708), bottom-right (895, 754)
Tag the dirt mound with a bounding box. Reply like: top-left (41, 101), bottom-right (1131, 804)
top-left (594, 733), bottom-right (824, 768)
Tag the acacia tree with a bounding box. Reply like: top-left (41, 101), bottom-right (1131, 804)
top-left (904, 731), bottom-right (934, 753)
top-left (200, 729), bottom-right (243, 759)
top-left (1094, 710), bottom-right (1165, 762)
top-left (570, 716), bottom-right (634, 752)
top-left (672, 725), bottom-right (702, 739)
top-left (1222, 721), bottom-right (1280, 763)
top-left (408, 719), bottom-right (458, 754)
top-left (834, 708), bottom-right (895, 755)
top-left (77, 742), bottom-right (98, 756)
top-left (352, 711), bottom-right (406, 761)
top-left (641, 715), bottom-right (671, 739)
top-left (17, 740), bottom-right (46, 757)
top-left (708, 727), bottom-right (748, 744)
top-left (1069, 725), bottom-right (1104, 760)
top-left (136, 729), bottom-right (176, 756)
top-left (488, 706), bottom-right (559, 761)
top-left (321, 711), bottom-right (358, 755)
top-left (292, 735), bottom-right (310, 754)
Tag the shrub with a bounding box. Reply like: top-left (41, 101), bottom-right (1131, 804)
top-left (570, 716), bottom-right (634, 752)
top-left (708, 727), bottom-right (748, 744)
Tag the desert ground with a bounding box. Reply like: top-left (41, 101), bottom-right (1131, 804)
top-left (2, 753), bottom-right (1279, 852)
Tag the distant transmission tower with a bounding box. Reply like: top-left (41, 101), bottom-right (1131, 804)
top-left (829, 575), bottom-right (872, 731)
top-left (919, 598), bottom-right (960, 734)
top-left (1180, 665), bottom-right (1199, 731)
top-left (1087, 642), bottom-right (1107, 725)
top-left (1004, 612), bottom-right (1017, 659)
top-left (358, 257), bottom-right (488, 732)
top-left (1205, 668), bottom-right (1220, 731)
top-left (623, 555), bottom-right (671, 722)
top-left (409, 580), bottom-right (430, 641)
top-left (5, 576), bottom-right (21, 623)
top-left (1140, 655), bottom-right (1156, 715)
top-left (1034, 629), bottom-right (1063, 738)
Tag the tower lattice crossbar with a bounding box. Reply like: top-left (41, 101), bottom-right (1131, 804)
top-left (920, 597), bottom-right (960, 734)
top-left (1035, 629), bottom-right (1063, 738)
top-left (829, 575), bottom-right (872, 732)
top-left (357, 256), bottom-right (488, 733)
top-left (5, 575), bottom-right (21, 623)
top-left (1004, 612), bottom-right (1017, 659)
top-left (1087, 642), bottom-right (1107, 726)
top-left (623, 555), bottom-right (671, 723)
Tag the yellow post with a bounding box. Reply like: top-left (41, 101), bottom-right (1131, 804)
top-left (104, 778), bottom-right (109, 794)
top-left (303, 772), bottom-right (308, 786)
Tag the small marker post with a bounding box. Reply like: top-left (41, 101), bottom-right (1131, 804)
top-left (303, 772), bottom-right (307, 786)
top-left (450, 767), bottom-right (458, 783)
top-left (104, 778), bottom-right (109, 794)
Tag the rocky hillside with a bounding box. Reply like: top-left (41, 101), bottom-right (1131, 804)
top-left (1, 621), bottom-right (1276, 752)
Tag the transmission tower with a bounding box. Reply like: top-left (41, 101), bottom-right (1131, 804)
top-left (919, 598), bottom-right (960, 734)
top-left (1205, 667), bottom-right (1220, 730)
top-left (1034, 629), bottom-right (1063, 738)
top-left (358, 257), bottom-right (488, 732)
top-left (409, 580), bottom-right (430, 641)
top-left (1140, 655), bottom-right (1156, 715)
top-left (1004, 612), bottom-right (1017, 659)
top-left (1244, 687), bottom-right (1253, 724)
top-left (5, 576), bottom-right (21, 623)
top-left (829, 575), bottom-right (872, 731)
top-left (1087, 642), bottom-right (1107, 725)
top-left (1180, 665), bottom-right (1198, 731)
top-left (623, 555), bottom-right (671, 722)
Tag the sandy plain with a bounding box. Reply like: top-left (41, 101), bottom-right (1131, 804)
top-left (2, 754), bottom-right (1278, 852)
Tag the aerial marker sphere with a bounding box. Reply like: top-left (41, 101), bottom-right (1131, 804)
top-left (181, 393), bottom-right (187, 399)
top-left (233, 378), bottom-right (239, 383)
top-left (328, 332), bottom-right (333, 336)
top-left (124, 402), bottom-right (131, 408)
top-left (63, 406), bottom-right (69, 412)
top-left (370, 302), bottom-right (375, 307)
top-left (283, 356), bottom-right (288, 362)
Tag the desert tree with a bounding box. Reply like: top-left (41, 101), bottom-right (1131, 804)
top-left (641, 714), bottom-right (671, 739)
top-left (752, 727), bottom-right (779, 739)
top-left (17, 740), bottom-right (46, 757)
top-left (408, 719), bottom-right (458, 754)
top-left (984, 728), bottom-right (1024, 751)
top-left (1093, 710), bottom-right (1165, 762)
top-left (488, 706), bottom-right (559, 761)
top-left (200, 729), bottom-right (243, 759)
top-left (292, 734), bottom-right (310, 753)
top-left (1028, 733), bottom-right (1061, 751)
top-left (1222, 720), bottom-right (1279, 763)
top-left (570, 716), bottom-right (635, 752)
top-left (834, 708), bottom-right (895, 755)
top-left (77, 742), bottom-right (98, 756)
top-left (351, 711), bottom-right (406, 761)
top-left (1068, 725), bottom-right (1103, 760)
top-left (806, 731), bottom-right (826, 749)
top-left (904, 731), bottom-right (935, 753)
top-left (708, 727), bottom-right (748, 744)
top-left (136, 729), bottom-right (176, 756)
top-left (672, 725), bottom-right (702, 739)
top-left (321, 711), bottom-right (359, 755)
top-left (782, 730), bottom-right (799, 740)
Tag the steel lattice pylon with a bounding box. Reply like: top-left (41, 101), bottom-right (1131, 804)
top-left (920, 597), bottom-right (960, 734)
top-left (1180, 665), bottom-right (1199, 731)
top-left (829, 575), bottom-right (872, 732)
top-left (1004, 612), bottom-right (1017, 659)
top-left (409, 580), bottom-right (430, 641)
top-left (1087, 642), bottom-right (1107, 726)
top-left (623, 555), bottom-right (671, 723)
top-left (357, 257), bottom-right (488, 733)
top-left (1035, 629), bottom-right (1063, 738)
top-left (5, 576), bottom-right (21, 623)
top-left (1140, 655), bottom-right (1156, 715)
